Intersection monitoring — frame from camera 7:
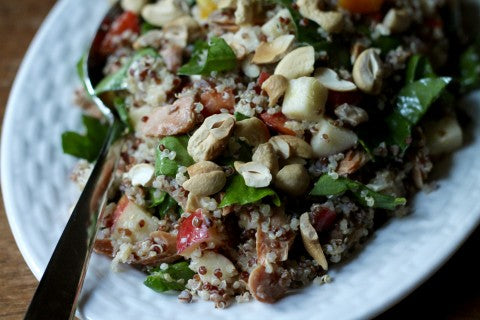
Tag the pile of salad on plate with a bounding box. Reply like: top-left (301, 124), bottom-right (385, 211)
top-left (62, 0), bottom-right (480, 308)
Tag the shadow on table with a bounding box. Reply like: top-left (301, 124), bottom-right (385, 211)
top-left (375, 226), bottom-right (480, 320)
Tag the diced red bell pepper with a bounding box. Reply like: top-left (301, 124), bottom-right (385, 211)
top-left (259, 112), bottom-right (296, 136)
top-left (199, 88), bottom-right (235, 117)
top-left (100, 11), bottom-right (140, 56)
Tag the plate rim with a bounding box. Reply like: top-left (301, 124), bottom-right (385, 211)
top-left (1, 1), bottom-right (480, 319)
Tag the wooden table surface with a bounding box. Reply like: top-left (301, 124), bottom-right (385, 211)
top-left (1, 1), bottom-right (480, 319)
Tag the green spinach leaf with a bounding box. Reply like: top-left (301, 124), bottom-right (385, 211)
top-left (95, 48), bottom-right (159, 95)
top-left (310, 174), bottom-right (406, 210)
top-left (234, 112), bottom-right (250, 121)
top-left (113, 97), bottom-right (133, 132)
top-left (61, 115), bottom-right (109, 162)
top-left (148, 189), bottom-right (179, 217)
top-left (460, 44), bottom-right (480, 93)
top-left (178, 37), bottom-right (237, 75)
top-left (386, 77), bottom-right (451, 151)
top-left (405, 54), bottom-right (435, 84)
top-left (144, 262), bottom-right (195, 293)
top-left (219, 174), bottom-right (281, 208)
top-left (155, 135), bottom-right (194, 177)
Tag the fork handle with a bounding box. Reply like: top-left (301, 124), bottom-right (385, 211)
top-left (24, 119), bottom-right (123, 320)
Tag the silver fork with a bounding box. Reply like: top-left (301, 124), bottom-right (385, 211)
top-left (24, 4), bottom-right (124, 319)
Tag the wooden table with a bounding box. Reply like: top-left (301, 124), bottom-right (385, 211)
top-left (0, 1), bottom-right (479, 319)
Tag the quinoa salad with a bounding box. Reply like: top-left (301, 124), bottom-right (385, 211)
top-left (62, 0), bottom-right (480, 308)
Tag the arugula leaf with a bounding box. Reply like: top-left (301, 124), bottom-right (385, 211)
top-left (405, 54), bottom-right (435, 84)
top-left (310, 175), bottom-right (406, 211)
top-left (144, 261), bottom-right (195, 293)
top-left (460, 44), bottom-right (480, 93)
top-left (155, 136), bottom-right (194, 177)
top-left (178, 37), bottom-right (237, 75)
top-left (386, 77), bottom-right (451, 151)
top-left (219, 174), bottom-right (281, 208)
top-left (113, 97), bottom-right (133, 132)
top-left (95, 48), bottom-right (159, 95)
top-left (61, 115), bottom-right (109, 162)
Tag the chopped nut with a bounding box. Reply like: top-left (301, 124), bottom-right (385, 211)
top-left (424, 116), bottom-right (463, 155)
top-left (235, 161), bottom-right (272, 188)
top-left (182, 171), bottom-right (227, 196)
top-left (334, 103), bottom-right (369, 127)
top-left (242, 58), bottom-right (261, 78)
top-left (127, 163), bottom-right (155, 187)
top-left (121, 0), bottom-right (147, 13)
top-left (248, 265), bottom-right (288, 303)
top-left (269, 135), bottom-right (313, 159)
top-left (187, 161), bottom-right (222, 177)
top-left (351, 42), bottom-right (366, 64)
top-left (252, 143), bottom-right (279, 175)
top-left (252, 34), bottom-right (295, 64)
top-left (382, 8), bottom-right (411, 34)
top-left (314, 68), bottom-right (357, 92)
top-left (297, 0), bottom-right (344, 33)
top-left (261, 8), bottom-right (296, 40)
top-left (187, 114), bottom-right (236, 161)
top-left (352, 48), bottom-right (383, 95)
top-left (234, 117), bottom-right (271, 147)
top-left (235, 0), bottom-right (253, 25)
top-left (337, 150), bottom-right (369, 176)
top-left (274, 46), bottom-right (315, 79)
top-left (141, 0), bottom-right (186, 27)
top-left (300, 212), bottom-right (328, 270)
top-left (164, 15), bottom-right (201, 41)
top-left (261, 74), bottom-right (289, 107)
top-left (274, 164), bottom-right (310, 196)
top-left (185, 193), bottom-right (202, 212)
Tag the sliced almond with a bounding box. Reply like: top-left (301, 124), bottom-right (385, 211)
top-left (261, 8), bottom-right (295, 40)
top-left (314, 67), bottom-right (357, 92)
top-left (274, 46), bottom-right (315, 80)
top-left (300, 212), bottom-right (328, 270)
top-left (252, 34), bottom-right (295, 64)
top-left (235, 161), bottom-right (272, 188)
top-left (261, 74), bottom-right (289, 107)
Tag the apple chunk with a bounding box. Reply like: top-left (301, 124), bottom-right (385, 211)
top-left (176, 210), bottom-right (225, 257)
top-left (311, 119), bottom-right (358, 157)
top-left (111, 195), bottom-right (159, 243)
top-left (282, 77), bottom-right (328, 121)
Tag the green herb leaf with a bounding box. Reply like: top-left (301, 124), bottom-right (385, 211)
top-left (155, 135), bottom-right (194, 177)
top-left (386, 77), bottom-right (451, 151)
top-left (219, 174), bottom-right (281, 208)
top-left (460, 44), bottom-right (480, 93)
top-left (372, 36), bottom-right (402, 56)
top-left (141, 21), bottom-right (156, 34)
top-left (61, 115), bottom-right (109, 162)
top-left (310, 175), bottom-right (406, 211)
top-left (144, 261), bottom-right (195, 293)
top-left (148, 189), bottom-right (179, 217)
top-left (234, 112), bottom-right (250, 121)
top-left (148, 189), bottom-right (167, 208)
top-left (178, 37), bottom-right (237, 76)
top-left (113, 97), bottom-right (133, 132)
top-left (76, 53), bottom-right (91, 94)
top-left (95, 48), bottom-right (159, 95)
top-left (405, 54), bottom-right (435, 84)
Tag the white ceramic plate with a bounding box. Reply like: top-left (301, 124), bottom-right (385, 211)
top-left (3, 1), bottom-right (480, 319)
